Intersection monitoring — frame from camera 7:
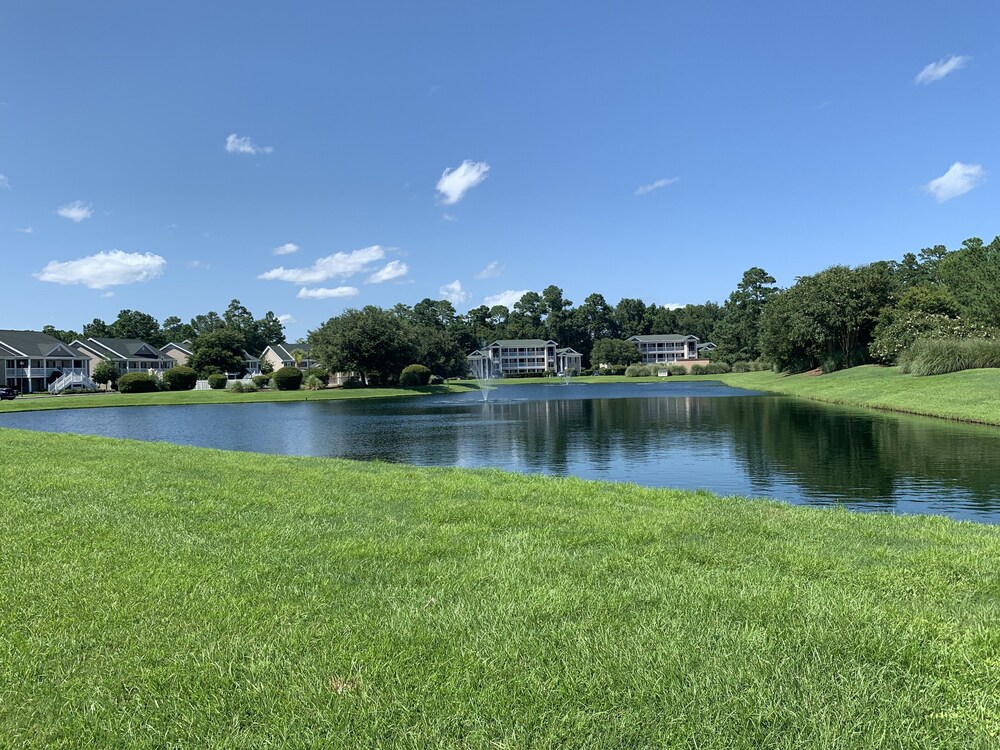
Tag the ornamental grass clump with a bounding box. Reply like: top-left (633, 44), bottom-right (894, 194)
top-left (899, 337), bottom-right (1000, 376)
top-left (624, 364), bottom-right (652, 377)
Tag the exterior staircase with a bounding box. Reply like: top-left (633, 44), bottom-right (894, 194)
top-left (48, 370), bottom-right (99, 394)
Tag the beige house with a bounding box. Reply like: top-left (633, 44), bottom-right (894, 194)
top-left (159, 341), bottom-right (194, 366)
top-left (260, 343), bottom-right (320, 372)
top-left (72, 338), bottom-right (177, 377)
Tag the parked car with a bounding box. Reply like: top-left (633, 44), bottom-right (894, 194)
top-left (0, 386), bottom-right (17, 400)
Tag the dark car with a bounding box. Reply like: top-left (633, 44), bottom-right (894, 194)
top-left (0, 386), bottom-right (17, 400)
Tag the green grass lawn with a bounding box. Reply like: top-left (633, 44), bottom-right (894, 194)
top-left (0, 382), bottom-right (478, 414)
top-left (712, 366), bottom-right (1000, 426)
top-left (2, 429), bottom-right (998, 748)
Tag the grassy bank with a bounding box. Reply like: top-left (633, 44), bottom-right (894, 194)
top-left (713, 366), bottom-right (1000, 425)
top-left (0, 382), bottom-right (477, 413)
top-left (2, 429), bottom-right (998, 748)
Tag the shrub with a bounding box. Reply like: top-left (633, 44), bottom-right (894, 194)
top-left (117, 372), bottom-right (158, 394)
top-left (871, 312), bottom-right (996, 365)
top-left (898, 338), bottom-right (1000, 376)
top-left (241, 381), bottom-right (258, 393)
top-left (341, 376), bottom-right (364, 389)
top-left (207, 373), bottom-right (228, 390)
top-left (228, 381), bottom-right (245, 393)
top-left (302, 374), bottom-right (325, 391)
top-left (303, 366), bottom-right (329, 382)
top-left (400, 364), bottom-right (432, 386)
top-left (252, 374), bottom-right (271, 388)
top-left (428, 374), bottom-right (444, 385)
top-left (272, 366), bottom-right (304, 391)
top-left (668, 364), bottom-right (688, 376)
top-left (161, 366), bottom-right (198, 391)
top-left (625, 364), bottom-right (652, 377)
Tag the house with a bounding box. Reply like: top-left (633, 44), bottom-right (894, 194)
top-left (71, 338), bottom-right (176, 377)
top-left (160, 340), bottom-right (194, 366)
top-left (260, 342), bottom-right (320, 372)
top-left (627, 334), bottom-right (701, 365)
top-left (0, 329), bottom-right (93, 394)
top-left (467, 339), bottom-right (570, 377)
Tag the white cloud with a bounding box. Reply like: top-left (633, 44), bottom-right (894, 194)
top-left (442, 213), bottom-right (457, 222)
top-left (661, 302), bottom-right (684, 310)
top-left (475, 261), bottom-right (502, 279)
top-left (57, 200), bottom-right (93, 222)
top-left (366, 260), bottom-right (409, 284)
top-left (924, 162), bottom-right (986, 202)
top-left (258, 245), bottom-right (385, 283)
top-left (0, 174), bottom-right (9, 189)
top-left (439, 280), bottom-right (470, 304)
top-left (15, 227), bottom-right (33, 234)
top-left (225, 133), bottom-right (273, 155)
top-left (436, 160), bottom-right (490, 204)
top-left (634, 177), bottom-right (680, 195)
top-left (100, 291), bottom-right (114, 298)
top-left (277, 313), bottom-right (295, 323)
top-left (297, 286), bottom-right (360, 299)
top-left (36, 250), bottom-right (166, 289)
top-left (484, 289), bottom-right (532, 308)
top-left (272, 242), bottom-right (299, 256)
top-left (915, 55), bottom-right (970, 85)
top-left (187, 259), bottom-right (209, 269)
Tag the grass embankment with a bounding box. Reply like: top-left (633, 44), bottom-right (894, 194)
top-left (712, 366), bottom-right (1000, 425)
top-left (0, 383), bottom-right (477, 414)
top-left (2, 429), bottom-right (998, 748)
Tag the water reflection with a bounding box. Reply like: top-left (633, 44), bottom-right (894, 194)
top-left (4, 382), bottom-right (1000, 522)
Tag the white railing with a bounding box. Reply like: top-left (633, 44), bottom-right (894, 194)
top-left (48, 371), bottom-right (99, 394)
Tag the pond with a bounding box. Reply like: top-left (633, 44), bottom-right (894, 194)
top-left (5, 381), bottom-right (1000, 523)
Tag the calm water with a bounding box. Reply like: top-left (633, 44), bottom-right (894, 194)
top-left (5, 381), bottom-right (1000, 523)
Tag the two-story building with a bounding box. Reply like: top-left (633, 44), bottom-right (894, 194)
top-left (71, 338), bottom-right (177, 377)
top-left (627, 334), bottom-right (701, 365)
top-left (0, 329), bottom-right (91, 393)
top-left (468, 339), bottom-right (581, 377)
top-left (260, 342), bottom-right (320, 372)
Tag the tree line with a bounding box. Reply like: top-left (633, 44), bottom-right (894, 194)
top-left (40, 234), bottom-right (1000, 380)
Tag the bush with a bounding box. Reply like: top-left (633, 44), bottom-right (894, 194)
top-left (625, 364), bottom-right (652, 377)
top-left (428, 374), bottom-right (444, 385)
top-left (228, 381), bottom-right (245, 393)
top-left (668, 364), bottom-right (688, 376)
top-left (689, 362), bottom-right (733, 375)
top-left (302, 374), bottom-right (325, 391)
top-left (898, 338), bottom-right (1000, 376)
top-left (341, 376), bottom-right (364, 389)
top-left (400, 364), bottom-right (432, 386)
top-left (117, 372), bottom-right (158, 394)
top-left (303, 366), bottom-right (329, 382)
top-left (252, 374), bottom-right (271, 388)
top-left (207, 373), bottom-right (228, 390)
top-left (241, 381), bottom-right (258, 393)
top-left (272, 366), bottom-right (304, 391)
top-left (161, 366), bottom-right (198, 391)
top-left (731, 360), bottom-right (772, 373)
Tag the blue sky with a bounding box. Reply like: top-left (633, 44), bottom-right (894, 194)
top-left (2, 1), bottom-right (997, 342)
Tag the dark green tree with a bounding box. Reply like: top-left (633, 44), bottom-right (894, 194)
top-left (42, 325), bottom-right (80, 344)
top-left (108, 309), bottom-right (163, 346)
top-left (713, 267), bottom-right (779, 362)
top-left (188, 329), bottom-right (247, 377)
top-left (590, 338), bottom-right (641, 367)
top-left (82, 318), bottom-right (112, 339)
top-left (309, 306), bottom-right (416, 386)
top-left (613, 298), bottom-right (651, 337)
top-left (937, 236), bottom-right (1000, 327)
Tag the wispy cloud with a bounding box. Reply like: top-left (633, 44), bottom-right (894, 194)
top-left (915, 55), bottom-right (970, 85)
top-left (442, 213), bottom-right (457, 223)
top-left (15, 227), bottom-right (33, 234)
top-left (187, 259), bottom-right (209, 269)
top-left (484, 289), bottom-right (532, 309)
top-left (634, 177), bottom-right (679, 196)
top-left (277, 313), bottom-right (295, 324)
top-left (57, 200), bottom-right (93, 222)
top-left (436, 160), bottom-right (490, 204)
top-left (366, 260), bottom-right (409, 284)
top-left (661, 302), bottom-right (684, 310)
top-left (272, 242), bottom-right (299, 256)
top-left (258, 245), bottom-right (385, 283)
top-left (36, 250), bottom-right (166, 289)
top-left (924, 162), bottom-right (986, 202)
top-left (439, 280), bottom-right (469, 304)
top-left (475, 261), bottom-right (502, 279)
top-left (225, 133), bottom-right (273, 155)
top-left (100, 291), bottom-right (114, 298)
top-left (297, 286), bottom-right (360, 299)
top-left (0, 174), bottom-right (9, 189)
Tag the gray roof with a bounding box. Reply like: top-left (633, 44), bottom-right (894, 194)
top-left (0, 329), bottom-right (81, 358)
top-left (487, 339), bottom-right (557, 348)
top-left (628, 334), bottom-right (699, 343)
top-left (160, 341), bottom-right (193, 355)
top-left (270, 343), bottom-right (313, 360)
top-left (556, 347), bottom-right (581, 355)
top-left (76, 338), bottom-right (166, 361)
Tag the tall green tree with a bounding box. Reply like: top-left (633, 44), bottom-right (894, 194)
top-left (713, 267), bottom-right (779, 362)
top-left (188, 329), bottom-right (247, 377)
top-left (590, 338), bottom-right (641, 367)
top-left (42, 325), bottom-right (79, 344)
top-left (82, 318), bottom-right (112, 339)
top-left (613, 298), bottom-right (651, 337)
top-left (108, 309), bottom-right (163, 346)
top-left (309, 306), bottom-right (416, 386)
top-left (937, 236), bottom-right (1000, 327)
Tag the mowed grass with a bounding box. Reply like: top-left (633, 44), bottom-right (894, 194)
top-left (711, 366), bottom-right (1000, 425)
top-left (1, 429), bottom-right (999, 748)
top-left (0, 382), bottom-right (478, 414)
